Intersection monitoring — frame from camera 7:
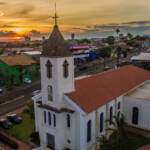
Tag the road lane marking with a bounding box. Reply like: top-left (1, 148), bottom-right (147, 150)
top-left (0, 95), bottom-right (25, 106)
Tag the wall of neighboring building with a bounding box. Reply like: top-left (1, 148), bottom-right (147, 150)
top-left (123, 96), bottom-right (150, 130)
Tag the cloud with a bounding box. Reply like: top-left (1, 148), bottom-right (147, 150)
top-left (0, 30), bottom-right (17, 37)
top-left (0, 2), bottom-right (6, 5)
top-left (123, 20), bottom-right (150, 25)
top-left (29, 30), bottom-right (42, 37)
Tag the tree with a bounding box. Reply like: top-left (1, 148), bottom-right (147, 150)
top-left (27, 100), bottom-right (34, 119)
top-left (18, 66), bottom-right (23, 83)
top-left (116, 46), bottom-right (122, 66)
top-left (116, 28), bottom-right (120, 41)
top-left (99, 135), bottom-right (109, 150)
top-left (106, 114), bottom-right (126, 144)
top-left (99, 46), bottom-right (111, 67)
top-left (127, 33), bottom-right (133, 40)
top-left (105, 36), bottom-right (115, 45)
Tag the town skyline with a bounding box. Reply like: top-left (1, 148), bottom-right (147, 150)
top-left (0, 0), bottom-right (150, 40)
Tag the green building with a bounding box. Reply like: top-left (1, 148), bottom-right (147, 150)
top-left (0, 55), bottom-right (39, 85)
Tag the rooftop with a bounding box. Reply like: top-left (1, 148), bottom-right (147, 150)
top-left (67, 65), bottom-right (150, 113)
top-left (0, 55), bottom-right (36, 66)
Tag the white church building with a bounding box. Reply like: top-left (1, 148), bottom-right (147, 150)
top-left (33, 20), bottom-right (150, 150)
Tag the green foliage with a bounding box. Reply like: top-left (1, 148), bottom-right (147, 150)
top-left (127, 33), bottom-right (133, 39)
top-left (99, 115), bottom-right (150, 150)
top-left (0, 132), bottom-right (18, 149)
top-left (105, 36), bottom-right (115, 45)
top-left (26, 100), bottom-right (35, 120)
top-left (99, 46), bottom-right (111, 58)
top-left (0, 48), bottom-right (5, 55)
top-left (30, 132), bottom-right (40, 145)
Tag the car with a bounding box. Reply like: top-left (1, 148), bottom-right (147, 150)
top-left (104, 66), bottom-right (112, 71)
top-left (24, 78), bottom-right (32, 84)
top-left (7, 114), bottom-right (22, 124)
top-left (0, 88), bottom-right (3, 93)
top-left (0, 119), bottom-right (12, 129)
top-left (32, 90), bottom-right (41, 96)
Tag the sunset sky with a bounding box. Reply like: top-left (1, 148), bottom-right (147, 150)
top-left (0, 0), bottom-right (150, 40)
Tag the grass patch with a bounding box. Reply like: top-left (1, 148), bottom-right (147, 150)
top-left (5, 111), bottom-right (35, 143)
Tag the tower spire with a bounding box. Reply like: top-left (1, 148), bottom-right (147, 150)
top-left (52, 2), bottom-right (59, 25)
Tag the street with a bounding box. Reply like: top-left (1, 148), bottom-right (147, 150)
top-left (0, 81), bottom-right (41, 115)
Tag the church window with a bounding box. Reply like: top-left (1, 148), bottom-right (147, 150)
top-left (48, 112), bottom-right (51, 125)
top-left (67, 114), bottom-right (71, 128)
top-left (110, 107), bottom-right (113, 125)
top-left (118, 102), bottom-right (121, 110)
top-left (53, 114), bottom-right (56, 127)
top-left (63, 60), bottom-right (69, 78)
top-left (87, 120), bottom-right (92, 142)
top-left (132, 107), bottom-right (139, 125)
top-left (46, 60), bottom-right (52, 78)
top-left (48, 85), bottom-right (53, 101)
top-left (100, 112), bottom-right (104, 133)
top-left (44, 111), bottom-right (46, 124)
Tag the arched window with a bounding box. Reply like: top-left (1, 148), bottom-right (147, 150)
top-left (48, 112), bottom-right (51, 125)
top-left (63, 60), bottom-right (69, 78)
top-left (53, 114), bottom-right (56, 127)
top-left (87, 120), bottom-right (92, 142)
top-left (46, 60), bottom-right (52, 78)
top-left (132, 107), bottom-right (139, 125)
top-left (44, 111), bottom-right (46, 124)
top-left (118, 102), bottom-right (120, 110)
top-left (48, 85), bottom-right (53, 101)
top-left (110, 107), bottom-right (113, 125)
top-left (67, 114), bottom-right (71, 128)
top-left (100, 112), bottom-right (104, 133)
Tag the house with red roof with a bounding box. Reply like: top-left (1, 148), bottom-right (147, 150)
top-left (33, 20), bottom-right (150, 150)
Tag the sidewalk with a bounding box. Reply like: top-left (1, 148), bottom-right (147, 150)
top-left (0, 131), bottom-right (32, 150)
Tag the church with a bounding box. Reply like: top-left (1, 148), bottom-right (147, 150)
top-left (33, 14), bottom-right (150, 150)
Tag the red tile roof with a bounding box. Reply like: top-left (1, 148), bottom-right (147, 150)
top-left (67, 65), bottom-right (150, 113)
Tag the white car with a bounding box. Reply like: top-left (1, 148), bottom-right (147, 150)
top-left (24, 78), bottom-right (32, 84)
top-left (0, 88), bottom-right (3, 93)
top-left (32, 90), bottom-right (41, 96)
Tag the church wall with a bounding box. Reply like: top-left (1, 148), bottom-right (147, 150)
top-left (123, 96), bottom-right (150, 130)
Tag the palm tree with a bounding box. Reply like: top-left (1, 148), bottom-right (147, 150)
top-left (116, 28), bottom-right (120, 41)
top-left (99, 135), bottom-right (109, 150)
top-left (106, 114), bottom-right (126, 143)
top-left (99, 46), bottom-right (111, 68)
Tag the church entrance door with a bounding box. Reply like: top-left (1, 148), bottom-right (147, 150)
top-left (47, 133), bottom-right (55, 150)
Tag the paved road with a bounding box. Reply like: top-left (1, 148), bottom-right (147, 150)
top-left (0, 81), bottom-right (41, 115)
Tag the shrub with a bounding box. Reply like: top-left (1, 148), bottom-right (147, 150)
top-left (0, 132), bottom-right (18, 149)
top-left (30, 132), bottom-right (40, 145)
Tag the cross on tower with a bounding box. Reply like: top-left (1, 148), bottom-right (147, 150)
top-left (52, 3), bottom-right (59, 25)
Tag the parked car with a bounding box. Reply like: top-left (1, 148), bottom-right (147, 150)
top-left (7, 114), bottom-right (22, 124)
top-left (32, 90), bottom-right (41, 96)
top-left (0, 119), bottom-right (12, 129)
top-left (0, 88), bottom-right (3, 93)
top-left (24, 78), bottom-right (32, 84)
top-left (104, 66), bottom-right (112, 71)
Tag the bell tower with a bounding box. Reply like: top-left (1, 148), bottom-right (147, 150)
top-left (40, 7), bottom-right (75, 109)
